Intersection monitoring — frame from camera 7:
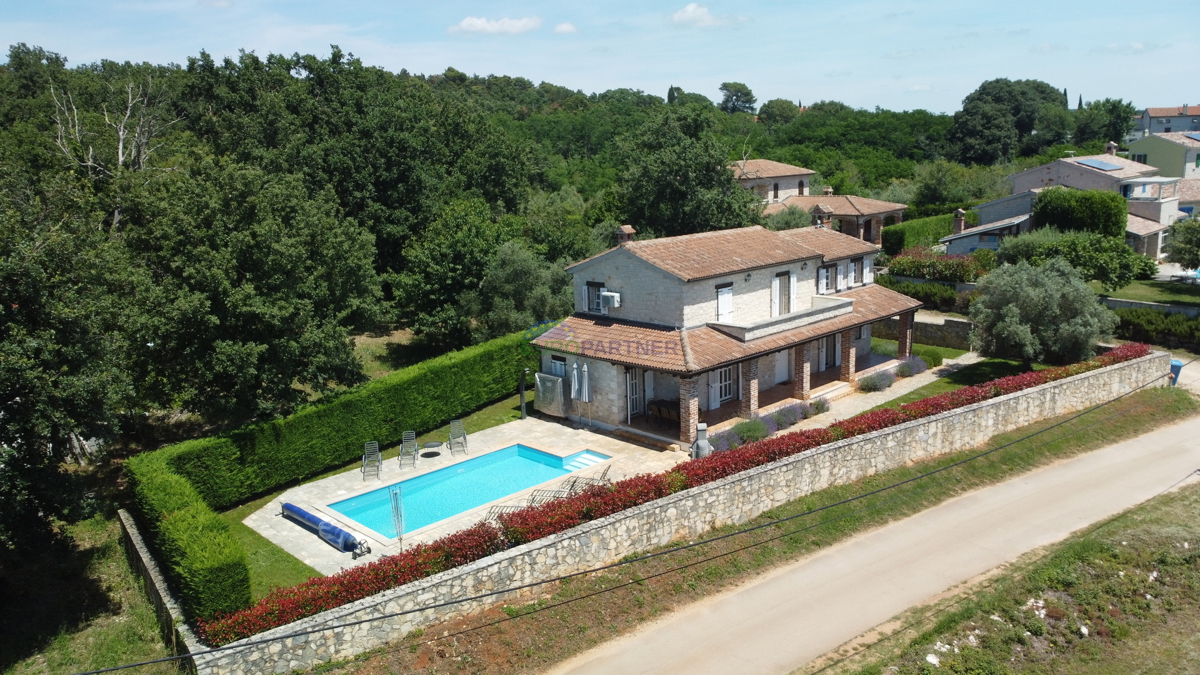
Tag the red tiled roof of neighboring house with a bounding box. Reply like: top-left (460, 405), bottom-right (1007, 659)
top-left (1126, 213), bottom-right (1172, 237)
top-left (1146, 106), bottom-right (1199, 117)
top-left (763, 194), bottom-right (908, 217)
top-left (569, 226), bottom-right (822, 282)
top-left (1059, 154), bottom-right (1158, 179)
top-left (776, 226), bottom-right (880, 260)
top-left (1178, 179), bottom-right (1200, 204)
top-left (532, 285), bottom-right (920, 374)
top-left (1151, 132), bottom-right (1200, 149)
top-left (729, 159), bottom-right (816, 179)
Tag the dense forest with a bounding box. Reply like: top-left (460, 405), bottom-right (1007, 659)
top-left (0, 43), bottom-right (1138, 552)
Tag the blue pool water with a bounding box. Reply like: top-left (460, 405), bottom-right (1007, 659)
top-left (328, 445), bottom-right (609, 537)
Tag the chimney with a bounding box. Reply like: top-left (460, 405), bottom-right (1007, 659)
top-left (1185, 104), bottom-right (1190, 115)
top-left (1106, 140), bottom-right (1119, 156)
top-left (823, 185), bottom-right (834, 196)
top-left (952, 209), bottom-right (966, 235)
top-left (811, 204), bottom-right (833, 229)
top-left (615, 224), bottom-right (636, 244)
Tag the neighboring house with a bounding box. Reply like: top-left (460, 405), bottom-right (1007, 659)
top-left (1128, 132), bottom-right (1200, 218)
top-left (532, 225), bottom-right (921, 445)
top-left (940, 211), bottom-right (1032, 256)
top-left (1129, 105), bottom-right (1200, 142)
top-left (730, 159), bottom-right (816, 203)
top-left (763, 186), bottom-right (907, 246)
top-left (969, 142), bottom-right (1185, 258)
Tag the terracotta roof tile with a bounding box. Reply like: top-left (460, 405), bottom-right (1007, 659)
top-left (1178, 179), bottom-right (1200, 204)
top-left (730, 159), bottom-right (816, 179)
top-left (534, 284), bottom-right (920, 374)
top-left (618, 226), bottom-right (821, 281)
top-left (1149, 132), bottom-right (1200, 149)
top-left (1146, 106), bottom-right (1199, 117)
top-left (763, 194), bottom-right (908, 217)
top-left (1126, 213), bottom-right (1171, 237)
top-left (777, 227), bottom-right (880, 260)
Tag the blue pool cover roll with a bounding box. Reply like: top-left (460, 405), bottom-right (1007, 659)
top-left (282, 502), bottom-right (361, 553)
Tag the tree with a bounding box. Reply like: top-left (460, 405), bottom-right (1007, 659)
top-left (1165, 218), bottom-right (1200, 270)
top-left (758, 98), bottom-right (801, 128)
top-left (1074, 98), bottom-right (1138, 145)
top-left (616, 105), bottom-right (762, 237)
top-left (969, 259), bottom-right (1117, 367)
top-left (458, 241), bottom-right (574, 343)
top-left (765, 205), bottom-right (810, 230)
top-left (122, 162), bottom-right (385, 424)
top-left (395, 199), bottom-right (520, 347)
top-left (0, 172), bottom-right (130, 554)
top-left (997, 228), bottom-right (1156, 291)
top-left (948, 100), bottom-right (1018, 165)
top-left (1032, 187), bottom-right (1127, 238)
top-left (718, 82), bottom-right (756, 114)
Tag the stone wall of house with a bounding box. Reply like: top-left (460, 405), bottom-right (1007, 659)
top-left (873, 315), bottom-right (973, 351)
top-left (190, 351), bottom-right (1169, 675)
top-left (572, 249), bottom-right (685, 326)
top-left (681, 260), bottom-right (819, 329)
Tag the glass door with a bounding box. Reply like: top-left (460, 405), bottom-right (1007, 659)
top-left (717, 366), bottom-right (735, 402)
top-left (627, 368), bottom-right (643, 422)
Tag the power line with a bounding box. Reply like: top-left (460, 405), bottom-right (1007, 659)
top-left (73, 361), bottom-right (1190, 675)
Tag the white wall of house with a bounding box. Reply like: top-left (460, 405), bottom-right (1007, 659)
top-left (1129, 197), bottom-right (1183, 226)
top-left (680, 260), bottom-right (821, 329)
top-left (737, 175), bottom-right (810, 203)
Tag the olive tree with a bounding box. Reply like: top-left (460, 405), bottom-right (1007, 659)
top-left (1165, 218), bottom-right (1200, 270)
top-left (968, 259), bottom-right (1117, 367)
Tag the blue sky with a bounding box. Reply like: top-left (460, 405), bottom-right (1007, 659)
top-left (2, 1), bottom-right (1194, 113)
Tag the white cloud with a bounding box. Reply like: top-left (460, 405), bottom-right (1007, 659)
top-left (198, 0), bottom-right (231, 6)
top-left (1091, 41), bottom-right (1167, 55)
top-left (671, 3), bottom-right (745, 28)
top-left (554, 22), bottom-right (578, 34)
top-left (1030, 42), bottom-right (1067, 53)
top-left (449, 16), bottom-right (542, 35)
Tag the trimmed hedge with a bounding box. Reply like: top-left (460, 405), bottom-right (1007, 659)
top-left (1114, 307), bottom-right (1200, 351)
top-left (126, 330), bottom-right (540, 622)
top-left (881, 211), bottom-right (978, 256)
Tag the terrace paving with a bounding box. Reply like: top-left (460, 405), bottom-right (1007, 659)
top-left (243, 417), bottom-right (687, 576)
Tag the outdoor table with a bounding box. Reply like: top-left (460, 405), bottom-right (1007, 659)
top-left (421, 441), bottom-right (443, 458)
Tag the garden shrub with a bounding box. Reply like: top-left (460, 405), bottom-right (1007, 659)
top-left (856, 371), bottom-right (896, 392)
top-left (811, 397), bottom-right (831, 414)
top-left (888, 247), bottom-right (987, 283)
top-left (969, 248), bottom-right (998, 272)
top-left (875, 274), bottom-right (959, 311)
top-left (913, 345), bottom-right (945, 368)
top-left (709, 430), bottom-right (738, 453)
top-left (197, 343), bottom-right (1154, 645)
top-left (772, 403), bottom-right (805, 428)
top-left (1113, 307), bottom-right (1200, 350)
top-left (732, 418), bottom-right (770, 444)
top-left (896, 356), bottom-right (929, 377)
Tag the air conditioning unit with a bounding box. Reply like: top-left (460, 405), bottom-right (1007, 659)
top-left (600, 291), bottom-right (622, 309)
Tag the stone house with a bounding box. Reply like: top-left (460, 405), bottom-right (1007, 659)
top-left (1128, 132), bottom-right (1200, 218)
top-left (531, 225), bottom-right (921, 445)
top-left (1129, 105), bottom-right (1200, 142)
top-left (730, 159), bottom-right (816, 203)
top-left (968, 143), bottom-right (1187, 259)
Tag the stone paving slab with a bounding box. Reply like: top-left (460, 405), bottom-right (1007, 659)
top-left (243, 417), bottom-right (687, 576)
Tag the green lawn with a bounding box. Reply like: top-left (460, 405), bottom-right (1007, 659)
top-left (1091, 279), bottom-right (1200, 309)
top-left (870, 338), bottom-right (967, 362)
top-left (218, 392), bottom-right (529, 599)
top-left (866, 358), bottom-right (1048, 412)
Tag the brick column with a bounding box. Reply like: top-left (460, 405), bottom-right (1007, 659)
top-left (898, 311), bottom-right (915, 359)
top-left (839, 329), bottom-right (856, 383)
top-left (738, 359), bottom-right (759, 419)
top-left (679, 376), bottom-right (700, 445)
top-left (792, 343), bottom-right (812, 400)
top-left (873, 218), bottom-right (883, 245)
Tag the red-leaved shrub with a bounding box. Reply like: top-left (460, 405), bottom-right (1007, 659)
top-left (196, 343), bottom-right (1153, 645)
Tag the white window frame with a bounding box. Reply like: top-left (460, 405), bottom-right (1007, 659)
top-left (818, 266), bottom-right (833, 295)
top-left (586, 283), bottom-right (604, 314)
top-left (717, 284), bottom-right (734, 322)
top-left (864, 255), bottom-right (874, 284)
top-left (716, 366), bottom-right (735, 403)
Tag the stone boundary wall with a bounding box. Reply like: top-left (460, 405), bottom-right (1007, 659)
top-left (1102, 296), bottom-right (1200, 318)
top-left (873, 314), bottom-right (973, 351)
top-left (193, 352), bottom-right (1170, 675)
top-left (117, 509), bottom-right (203, 673)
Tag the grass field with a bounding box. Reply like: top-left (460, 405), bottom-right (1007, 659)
top-left (866, 358), bottom-right (1050, 412)
top-left (1091, 279), bottom-right (1200, 309)
top-left (320, 386), bottom-right (1197, 675)
top-left (870, 337), bottom-right (967, 362)
top-left (817, 474), bottom-right (1200, 674)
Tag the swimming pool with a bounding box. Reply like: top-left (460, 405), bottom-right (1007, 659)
top-left (327, 445), bottom-right (610, 538)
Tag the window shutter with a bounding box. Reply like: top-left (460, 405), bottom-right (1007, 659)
top-left (600, 287), bottom-right (609, 315)
top-left (836, 264), bottom-right (846, 291)
top-left (717, 286), bottom-right (734, 323)
top-left (864, 256), bottom-right (874, 283)
top-left (771, 275), bottom-right (780, 317)
top-left (834, 333), bottom-right (842, 367)
top-left (818, 268), bottom-right (829, 294)
top-left (790, 273), bottom-right (798, 311)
